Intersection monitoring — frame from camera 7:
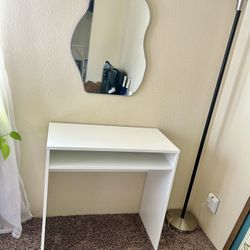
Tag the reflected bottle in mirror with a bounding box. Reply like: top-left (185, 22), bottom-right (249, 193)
top-left (120, 77), bottom-right (131, 96)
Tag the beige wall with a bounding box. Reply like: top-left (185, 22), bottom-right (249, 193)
top-left (190, 1), bottom-right (250, 249)
top-left (0, 0), bottom-right (240, 246)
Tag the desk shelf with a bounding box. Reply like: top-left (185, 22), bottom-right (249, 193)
top-left (49, 150), bottom-right (173, 172)
top-left (41, 123), bottom-right (180, 250)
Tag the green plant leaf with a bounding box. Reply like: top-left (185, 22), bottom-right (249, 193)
top-left (9, 131), bottom-right (22, 141)
top-left (0, 137), bottom-right (6, 148)
top-left (1, 143), bottom-right (10, 160)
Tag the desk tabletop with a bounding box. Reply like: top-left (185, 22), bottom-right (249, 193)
top-left (47, 122), bottom-right (180, 153)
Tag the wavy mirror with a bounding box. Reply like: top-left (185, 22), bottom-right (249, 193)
top-left (71, 0), bottom-right (150, 96)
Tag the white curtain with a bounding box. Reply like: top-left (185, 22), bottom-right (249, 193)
top-left (0, 48), bottom-right (32, 239)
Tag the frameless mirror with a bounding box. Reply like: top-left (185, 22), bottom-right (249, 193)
top-left (71, 0), bottom-right (150, 96)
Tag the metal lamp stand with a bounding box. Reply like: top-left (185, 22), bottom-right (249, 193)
top-left (166, 0), bottom-right (246, 232)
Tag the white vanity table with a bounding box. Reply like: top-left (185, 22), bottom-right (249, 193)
top-left (41, 122), bottom-right (180, 250)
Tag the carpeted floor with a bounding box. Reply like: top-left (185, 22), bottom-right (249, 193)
top-left (0, 214), bottom-right (216, 250)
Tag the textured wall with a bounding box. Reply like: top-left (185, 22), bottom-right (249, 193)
top-left (190, 1), bottom-right (250, 249)
top-left (0, 0), bottom-right (237, 239)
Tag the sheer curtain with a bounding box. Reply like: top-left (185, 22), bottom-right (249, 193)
top-left (0, 48), bottom-right (32, 239)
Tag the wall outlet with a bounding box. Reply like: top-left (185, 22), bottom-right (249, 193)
top-left (206, 193), bottom-right (220, 214)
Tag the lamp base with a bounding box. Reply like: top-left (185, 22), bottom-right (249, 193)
top-left (166, 209), bottom-right (198, 232)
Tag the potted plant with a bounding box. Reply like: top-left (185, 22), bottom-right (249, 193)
top-left (0, 131), bottom-right (22, 160)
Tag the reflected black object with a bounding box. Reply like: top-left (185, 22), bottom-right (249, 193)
top-left (88, 0), bottom-right (95, 13)
top-left (116, 71), bottom-right (127, 94)
top-left (75, 60), bottom-right (82, 74)
top-left (101, 61), bottom-right (127, 95)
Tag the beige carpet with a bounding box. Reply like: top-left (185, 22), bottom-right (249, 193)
top-left (0, 214), bottom-right (216, 250)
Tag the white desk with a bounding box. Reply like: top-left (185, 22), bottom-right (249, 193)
top-left (41, 123), bottom-right (180, 250)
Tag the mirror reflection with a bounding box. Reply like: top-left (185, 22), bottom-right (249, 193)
top-left (71, 0), bottom-right (150, 96)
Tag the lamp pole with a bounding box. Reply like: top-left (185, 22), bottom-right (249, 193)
top-left (166, 0), bottom-right (246, 232)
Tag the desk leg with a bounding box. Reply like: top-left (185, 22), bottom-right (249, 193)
top-left (41, 165), bottom-right (49, 250)
top-left (139, 171), bottom-right (174, 250)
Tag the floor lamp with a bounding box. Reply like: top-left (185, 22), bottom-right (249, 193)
top-left (166, 0), bottom-right (246, 232)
